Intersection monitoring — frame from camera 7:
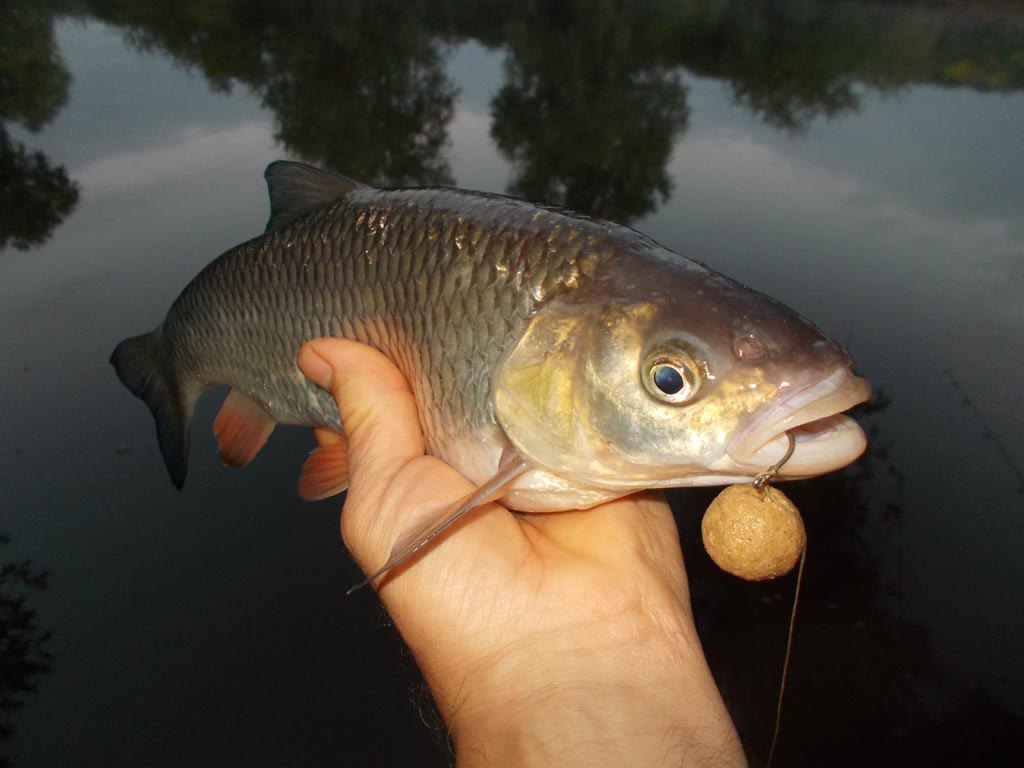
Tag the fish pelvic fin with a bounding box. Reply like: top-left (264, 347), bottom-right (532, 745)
top-left (347, 453), bottom-right (531, 595)
top-left (110, 331), bottom-right (195, 489)
top-left (298, 441), bottom-right (349, 501)
top-left (264, 161), bottom-right (366, 231)
top-left (213, 388), bottom-right (276, 468)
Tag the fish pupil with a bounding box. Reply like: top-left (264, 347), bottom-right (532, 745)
top-left (653, 365), bottom-right (685, 395)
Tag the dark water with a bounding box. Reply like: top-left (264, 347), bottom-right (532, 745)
top-left (2, 1), bottom-right (1023, 765)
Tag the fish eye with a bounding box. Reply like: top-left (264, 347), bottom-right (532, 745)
top-left (642, 351), bottom-right (700, 404)
top-left (654, 365), bottom-right (684, 394)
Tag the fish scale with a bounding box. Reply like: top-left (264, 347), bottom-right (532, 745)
top-left (155, 184), bottom-right (615, 469)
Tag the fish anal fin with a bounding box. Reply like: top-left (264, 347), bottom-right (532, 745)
top-left (213, 388), bottom-right (276, 467)
top-left (348, 454), bottom-right (530, 594)
top-left (298, 442), bottom-right (349, 501)
top-left (264, 161), bottom-right (366, 231)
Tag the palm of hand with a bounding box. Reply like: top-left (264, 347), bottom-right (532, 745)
top-left (336, 448), bottom-right (699, 731)
top-left (298, 340), bottom-right (739, 764)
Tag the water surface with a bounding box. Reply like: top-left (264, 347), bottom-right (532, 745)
top-left (2, 2), bottom-right (1023, 765)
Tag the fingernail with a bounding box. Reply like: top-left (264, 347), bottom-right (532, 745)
top-left (300, 348), bottom-right (334, 389)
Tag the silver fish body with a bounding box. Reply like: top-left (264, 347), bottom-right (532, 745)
top-left (112, 162), bottom-right (870, 513)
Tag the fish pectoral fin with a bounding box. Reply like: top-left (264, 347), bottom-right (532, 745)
top-left (213, 388), bottom-right (276, 467)
top-left (347, 453), bottom-right (531, 595)
top-left (298, 441), bottom-right (349, 500)
top-left (264, 161), bottom-right (367, 231)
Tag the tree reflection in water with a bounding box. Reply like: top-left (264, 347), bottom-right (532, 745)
top-left (87, 0), bottom-right (457, 186)
top-left (75, 0), bottom-right (1024, 214)
top-left (489, 0), bottom-right (689, 222)
top-left (0, 537), bottom-right (52, 768)
top-left (4, 0), bottom-right (1022, 246)
top-left (0, 0), bottom-right (79, 252)
top-left (0, 129), bottom-right (79, 251)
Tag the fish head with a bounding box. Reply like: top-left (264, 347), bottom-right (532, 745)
top-left (492, 248), bottom-right (871, 490)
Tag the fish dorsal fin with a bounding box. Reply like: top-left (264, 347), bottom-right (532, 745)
top-left (264, 161), bottom-right (366, 231)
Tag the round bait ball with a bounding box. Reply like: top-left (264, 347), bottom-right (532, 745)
top-left (701, 484), bottom-right (805, 581)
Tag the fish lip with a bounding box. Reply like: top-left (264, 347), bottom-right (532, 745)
top-left (726, 366), bottom-right (872, 467)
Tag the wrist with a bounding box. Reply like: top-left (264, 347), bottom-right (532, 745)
top-left (426, 605), bottom-right (746, 767)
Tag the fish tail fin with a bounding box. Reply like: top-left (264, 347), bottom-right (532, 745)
top-left (110, 331), bottom-right (194, 489)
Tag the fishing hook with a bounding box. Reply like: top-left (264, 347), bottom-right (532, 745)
top-left (753, 431), bottom-right (796, 492)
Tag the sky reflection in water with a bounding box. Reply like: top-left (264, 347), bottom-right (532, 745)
top-left (2, 2), bottom-right (1023, 765)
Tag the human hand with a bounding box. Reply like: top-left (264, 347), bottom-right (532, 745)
top-left (297, 338), bottom-right (747, 767)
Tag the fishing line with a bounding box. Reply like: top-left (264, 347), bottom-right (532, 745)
top-left (767, 543), bottom-right (805, 768)
top-left (756, 431), bottom-right (801, 768)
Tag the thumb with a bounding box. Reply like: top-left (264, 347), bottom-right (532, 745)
top-left (296, 338), bottom-right (506, 591)
top-left (298, 338), bottom-right (439, 566)
top-left (297, 338), bottom-right (425, 476)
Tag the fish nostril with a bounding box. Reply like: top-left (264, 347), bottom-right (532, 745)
top-left (733, 334), bottom-right (765, 360)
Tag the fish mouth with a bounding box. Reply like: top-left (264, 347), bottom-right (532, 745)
top-left (726, 367), bottom-right (872, 477)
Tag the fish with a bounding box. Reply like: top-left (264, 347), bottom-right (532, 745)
top-left (111, 161), bottom-right (871, 580)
